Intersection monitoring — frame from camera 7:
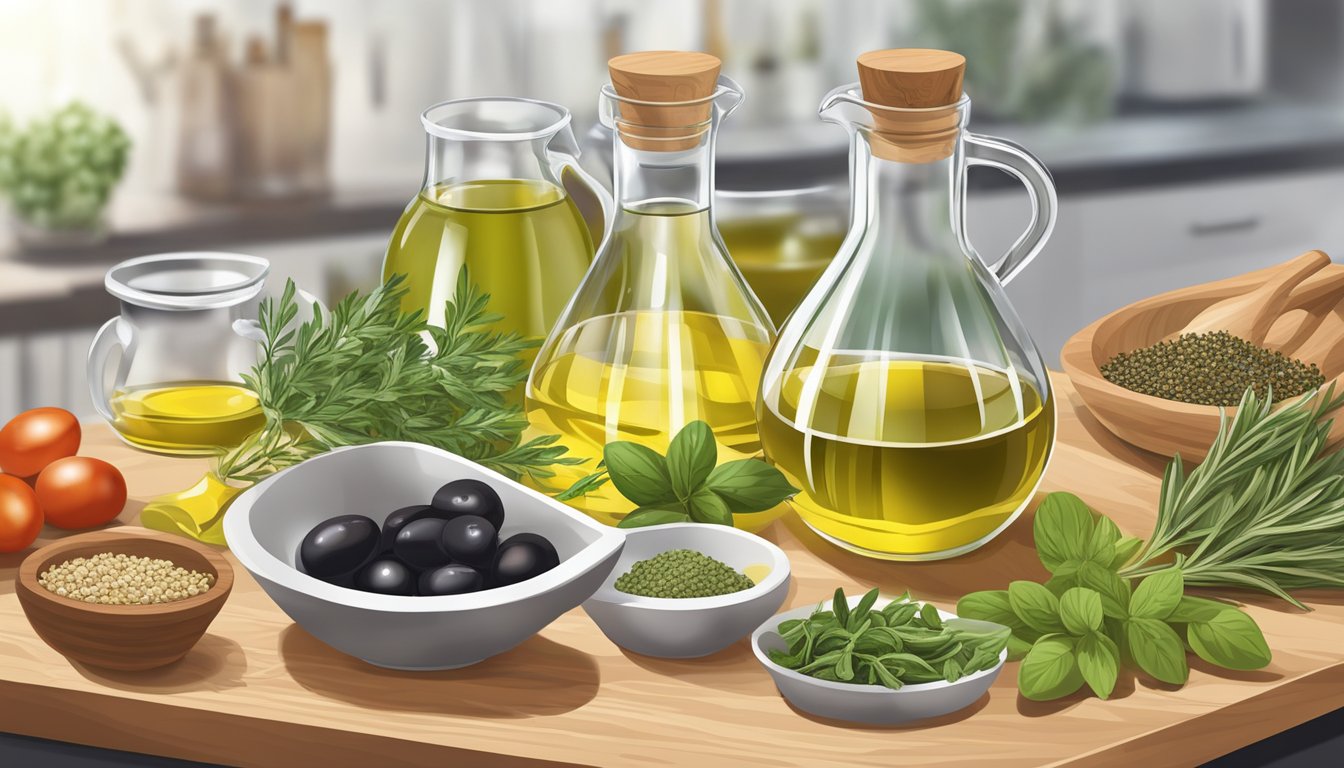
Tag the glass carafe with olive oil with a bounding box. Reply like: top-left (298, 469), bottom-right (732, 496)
top-left (759, 50), bottom-right (1059, 560)
top-left (383, 98), bottom-right (610, 384)
top-left (527, 52), bottom-right (777, 529)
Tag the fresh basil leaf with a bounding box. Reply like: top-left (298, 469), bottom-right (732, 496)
top-left (1186, 609), bottom-right (1272, 671)
top-left (943, 658), bottom-right (964, 683)
top-left (835, 649), bottom-right (856, 681)
top-left (667, 420), bottom-right (717, 501)
top-left (1009, 580), bottom-right (1066, 634)
top-left (1130, 567), bottom-right (1184, 620)
top-left (1086, 515), bottom-right (1122, 561)
top-left (1126, 617), bottom-right (1189, 685)
top-left (919, 602), bottom-right (944, 630)
top-left (603, 441), bottom-right (677, 506)
top-left (1109, 535), bottom-right (1144, 570)
top-left (851, 588), bottom-right (879, 623)
top-left (703, 459), bottom-right (798, 512)
top-left (1059, 587), bottom-right (1104, 636)
top-left (1075, 632), bottom-right (1120, 699)
top-left (833, 588), bottom-right (850, 628)
top-left (687, 488), bottom-right (734, 526)
top-left (617, 506), bottom-right (689, 528)
top-left (1075, 561), bottom-right (1130, 619)
top-left (1007, 634), bottom-right (1034, 661)
top-left (1169, 595), bottom-right (1231, 624)
top-left (1019, 635), bottom-right (1085, 701)
top-left (1034, 493), bottom-right (1097, 573)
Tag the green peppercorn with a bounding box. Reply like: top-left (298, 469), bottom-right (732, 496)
top-left (1100, 331), bottom-right (1324, 407)
top-left (614, 549), bottom-right (756, 599)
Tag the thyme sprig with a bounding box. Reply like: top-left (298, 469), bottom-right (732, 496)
top-left (217, 269), bottom-right (581, 485)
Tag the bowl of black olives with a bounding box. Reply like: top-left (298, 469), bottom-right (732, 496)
top-left (224, 442), bottom-right (625, 670)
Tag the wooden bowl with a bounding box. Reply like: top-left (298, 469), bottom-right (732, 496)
top-left (1061, 257), bottom-right (1344, 461)
top-left (16, 529), bottom-right (233, 671)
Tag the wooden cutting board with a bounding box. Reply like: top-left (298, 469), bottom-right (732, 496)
top-left (0, 372), bottom-right (1341, 768)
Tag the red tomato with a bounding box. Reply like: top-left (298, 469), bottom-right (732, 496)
top-left (0, 474), bottom-right (43, 552)
top-left (35, 457), bottom-right (127, 530)
top-left (0, 407), bottom-right (81, 478)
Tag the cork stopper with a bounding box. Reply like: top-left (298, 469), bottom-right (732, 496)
top-left (855, 49), bottom-right (966, 162)
top-left (608, 51), bottom-right (721, 151)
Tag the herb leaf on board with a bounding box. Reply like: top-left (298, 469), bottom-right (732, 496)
top-left (603, 442), bottom-right (677, 507)
top-left (667, 420), bottom-right (717, 501)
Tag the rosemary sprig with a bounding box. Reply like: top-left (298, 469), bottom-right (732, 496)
top-left (217, 269), bottom-right (582, 485)
top-left (1120, 385), bottom-right (1344, 609)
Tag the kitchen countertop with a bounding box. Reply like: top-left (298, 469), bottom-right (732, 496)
top-left (1, 372), bottom-right (1341, 767)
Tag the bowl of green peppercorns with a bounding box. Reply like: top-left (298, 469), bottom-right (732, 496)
top-left (582, 524), bottom-right (791, 659)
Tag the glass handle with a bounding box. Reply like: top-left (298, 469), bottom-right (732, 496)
top-left (87, 317), bottom-right (125, 422)
top-left (548, 125), bottom-right (614, 249)
top-left (964, 133), bottom-right (1058, 285)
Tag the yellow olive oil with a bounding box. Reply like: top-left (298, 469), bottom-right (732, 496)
top-left (382, 178), bottom-right (595, 354)
top-left (110, 381), bottom-right (265, 455)
top-left (526, 310), bottom-right (772, 525)
top-left (758, 358), bottom-right (1054, 559)
top-left (720, 215), bottom-right (844, 325)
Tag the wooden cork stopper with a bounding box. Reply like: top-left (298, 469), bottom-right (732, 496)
top-left (608, 51), bottom-right (721, 151)
top-left (855, 49), bottom-right (966, 162)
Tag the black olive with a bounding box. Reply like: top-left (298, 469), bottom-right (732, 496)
top-left (381, 504), bottom-right (434, 550)
top-left (492, 533), bottom-right (560, 587)
top-left (431, 478), bottom-right (505, 528)
top-left (419, 564), bottom-right (485, 596)
top-left (440, 515), bottom-right (498, 569)
top-left (355, 557), bottom-right (417, 596)
top-left (393, 518), bottom-right (452, 569)
top-left (299, 514), bottom-right (380, 581)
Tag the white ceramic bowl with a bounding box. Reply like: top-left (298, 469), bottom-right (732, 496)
top-left (582, 524), bottom-right (791, 659)
top-left (752, 594), bottom-right (1007, 725)
top-left (224, 442), bottom-right (624, 670)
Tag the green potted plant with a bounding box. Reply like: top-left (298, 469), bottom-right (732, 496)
top-left (0, 102), bottom-right (132, 250)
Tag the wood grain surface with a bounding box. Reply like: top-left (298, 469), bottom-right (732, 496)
top-left (1, 374), bottom-right (1342, 768)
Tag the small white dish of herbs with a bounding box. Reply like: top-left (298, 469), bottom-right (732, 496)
top-left (752, 589), bottom-right (1010, 725)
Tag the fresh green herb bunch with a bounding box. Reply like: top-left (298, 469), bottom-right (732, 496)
top-left (957, 493), bottom-right (1272, 701)
top-left (769, 588), bottom-right (1010, 689)
top-left (217, 269), bottom-right (581, 485)
top-left (614, 549), bottom-right (755, 598)
top-left (583, 420), bottom-right (798, 528)
top-left (0, 103), bottom-right (131, 229)
top-left (1101, 331), bottom-right (1324, 406)
top-left (1122, 385), bottom-right (1344, 607)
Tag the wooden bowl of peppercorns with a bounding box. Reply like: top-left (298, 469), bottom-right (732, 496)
top-left (16, 528), bottom-right (233, 671)
top-left (1062, 252), bottom-right (1344, 460)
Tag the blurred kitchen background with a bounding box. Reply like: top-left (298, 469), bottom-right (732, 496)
top-left (1, 0), bottom-right (1342, 423)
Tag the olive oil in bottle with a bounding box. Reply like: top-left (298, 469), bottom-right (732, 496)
top-left (110, 381), bottom-right (265, 454)
top-left (758, 358), bottom-right (1053, 558)
top-left (383, 179), bottom-right (594, 343)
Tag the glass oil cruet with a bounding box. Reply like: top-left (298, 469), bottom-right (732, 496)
top-left (758, 49), bottom-right (1059, 560)
top-left (382, 97), bottom-right (611, 388)
top-left (526, 51), bottom-right (778, 529)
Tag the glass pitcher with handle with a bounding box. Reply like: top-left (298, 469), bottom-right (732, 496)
top-left (758, 49), bottom-right (1058, 560)
top-left (88, 252), bottom-right (319, 456)
top-left (383, 97), bottom-right (612, 390)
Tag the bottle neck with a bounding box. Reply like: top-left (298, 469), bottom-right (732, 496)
top-left (851, 130), bottom-right (963, 255)
top-left (612, 132), bottom-right (714, 213)
top-left (423, 134), bottom-right (554, 191)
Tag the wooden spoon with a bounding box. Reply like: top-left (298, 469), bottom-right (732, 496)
top-left (1263, 264), bottom-right (1344, 352)
top-left (1176, 249), bottom-right (1331, 343)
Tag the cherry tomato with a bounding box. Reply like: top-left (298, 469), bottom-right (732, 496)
top-left (0, 474), bottom-right (43, 552)
top-left (0, 407), bottom-right (81, 478)
top-left (35, 457), bottom-right (127, 530)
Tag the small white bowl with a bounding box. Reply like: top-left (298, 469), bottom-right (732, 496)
top-left (224, 442), bottom-right (625, 670)
top-left (582, 524), bottom-right (791, 659)
top-left (752, 594), bottom-right (1007, 725)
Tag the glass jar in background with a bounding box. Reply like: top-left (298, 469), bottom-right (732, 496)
top-left (717, 184), bottom-right (848, 326)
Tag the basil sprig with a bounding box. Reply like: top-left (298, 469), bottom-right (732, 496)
top-left (602, 421), bottom-right (798, 528)
top-left (769, 588), bottom-right (1010, 689)
top-left (958, 493), bottom-right (1272, 701)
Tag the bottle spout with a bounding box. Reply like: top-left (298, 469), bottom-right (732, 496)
top-left (712, 75), bottom-right (744, 120)
top-left (817, 84), bottom-right (870, 131)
